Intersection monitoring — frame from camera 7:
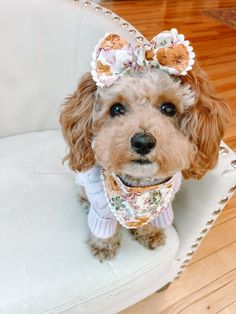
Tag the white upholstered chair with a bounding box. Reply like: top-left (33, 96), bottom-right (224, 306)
top-left (0, 0), bottom-right (236, 313)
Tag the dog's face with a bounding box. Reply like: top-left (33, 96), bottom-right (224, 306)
top-left (60, 64), bottom-right (230, 180)
top-left (93, 69), bottom-right (196, 179)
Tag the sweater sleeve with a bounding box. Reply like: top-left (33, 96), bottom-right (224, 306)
top-left (151, 203), bottom-right (174, 228)
top-left (76, 167), bottom-right (117, 239)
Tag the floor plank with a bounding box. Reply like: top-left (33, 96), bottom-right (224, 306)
top-left (163, 270), bottom-right (236, 314)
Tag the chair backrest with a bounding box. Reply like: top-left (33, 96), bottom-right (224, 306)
top-left (0, 0), bottom-right (145, 138)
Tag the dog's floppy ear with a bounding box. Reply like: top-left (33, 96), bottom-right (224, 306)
top-left (60, 72), bottom-right (97, 172)
top-left (180, 63), bottom-right (231, 179)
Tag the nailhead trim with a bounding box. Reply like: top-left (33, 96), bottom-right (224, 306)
top-left (213, 209), bottom-right (221, 215)
top-left (174, 270), bottom-right (184, 280)
top-left (81, 0), bottom-right (141, 40)
top-left (113, 17), bottom-right (120, 22)
top-left (136, 36), bottom-right (144, 42)
top-left (196, 236), bottom-right (203, 241)
top-left (219, 196), bottom-right (229, 204)
top-left (231, 160), bottom-right (236, 169)
top-left (229, 185), bottom-right (236, 193)
top-left (178, 199), bottom-right (226, 275)
top-left (121, 22), bottom-right (129, 29)
top-left (79, 0), bottom-right (146, 47)
top-left (207, 219), bottom-right (214, 225)
top-left (183, 259), bottom-right (190, 264)
top-left (83, 1), bottom-right (91, 6)
top-left (219, 146), bottom-right (229, 155)
top-left (187, 251), bottom-right (194, 256)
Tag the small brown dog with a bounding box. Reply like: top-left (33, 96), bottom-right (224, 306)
top-left (60, 31), bottom-right (230, 261)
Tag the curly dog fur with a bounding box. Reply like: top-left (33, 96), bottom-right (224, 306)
top-left (88, 224), bottom-right (121, 262)
top-left (60, 62), bottom-right (230, 260)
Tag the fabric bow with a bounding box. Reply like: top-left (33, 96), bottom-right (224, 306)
top-left (91, 28), bottom-right (195, 88)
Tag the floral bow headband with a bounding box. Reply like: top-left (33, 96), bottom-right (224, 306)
top-left (91, 28), bottom-right (195, 88)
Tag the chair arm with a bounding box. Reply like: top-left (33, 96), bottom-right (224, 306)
top-left (173, 142), bottom-right (236, 261)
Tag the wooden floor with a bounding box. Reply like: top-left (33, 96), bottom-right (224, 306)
top-left (100, 1), bottom-right (236, 313)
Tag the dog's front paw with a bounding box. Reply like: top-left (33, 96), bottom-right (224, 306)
top-left (88, 228), bottom-right (121, 262)
top-left (130, 224), bottom-right (166, 249)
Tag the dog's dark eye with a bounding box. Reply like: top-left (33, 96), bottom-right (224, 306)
top-left (160, 102), bottom-right (176, 117)
top-left (110, 103), bottom-right (126, 118)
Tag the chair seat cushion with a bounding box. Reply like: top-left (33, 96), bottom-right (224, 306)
top-left (0, 130), bottom-right (179, 314)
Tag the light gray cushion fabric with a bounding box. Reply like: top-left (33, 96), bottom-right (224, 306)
top-left (0, 130), bottom-right (179, 314)
top-left (0, 0), bottom-right (144, 138)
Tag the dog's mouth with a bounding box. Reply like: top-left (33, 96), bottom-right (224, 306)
top-left (122, 159), bottom-right (157, 179)
top-left (132, 159), bottom-right (152, 165)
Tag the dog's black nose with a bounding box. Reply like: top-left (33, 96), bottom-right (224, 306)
top-left (131, 133), bottom-right (156, 155)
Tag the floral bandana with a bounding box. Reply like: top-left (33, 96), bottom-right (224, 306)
top-left (101, 170), bottom-right (175, 229)
top-left (91, 28), bottom-right (195, 87)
